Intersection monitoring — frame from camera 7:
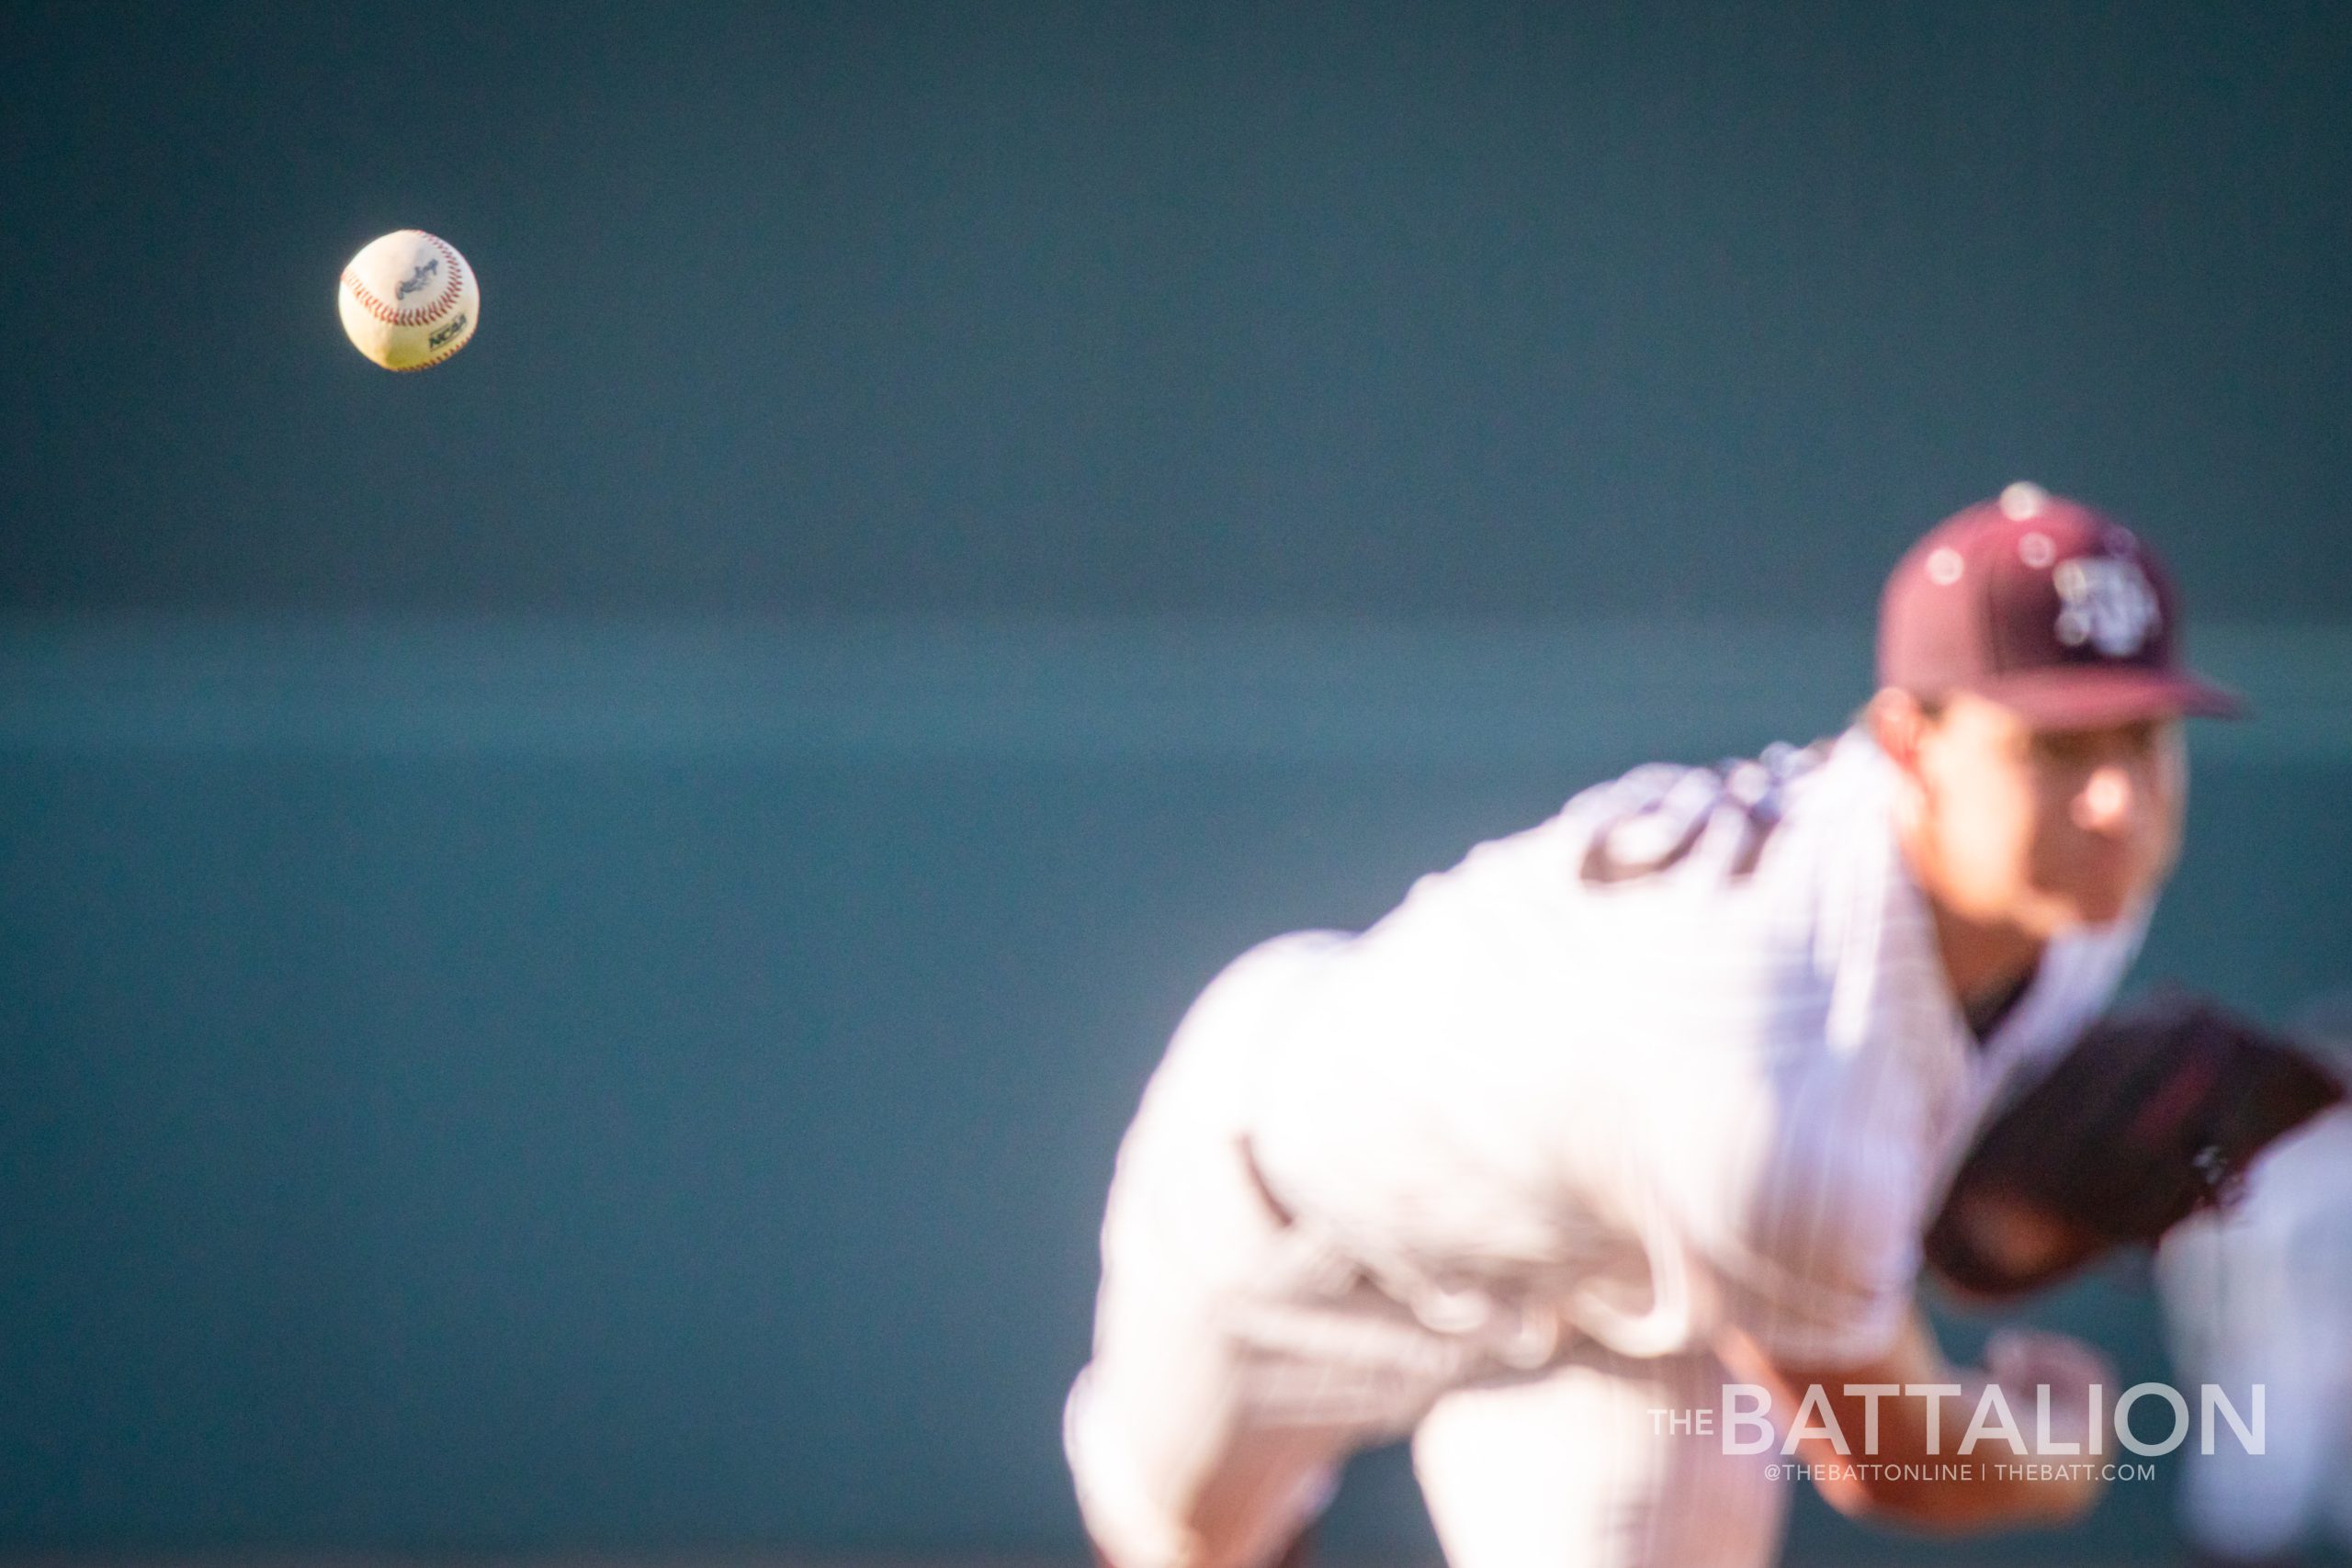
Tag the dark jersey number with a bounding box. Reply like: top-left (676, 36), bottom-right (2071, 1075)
top-left (1577, 744), bottom-right (1818, 886)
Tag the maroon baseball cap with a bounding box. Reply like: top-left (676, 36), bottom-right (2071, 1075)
top-left (1878, 483), bottom-right (2241, 728)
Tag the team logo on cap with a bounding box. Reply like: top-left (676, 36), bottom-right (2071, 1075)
top-left (2052, 557), bottom-right (2160, 657)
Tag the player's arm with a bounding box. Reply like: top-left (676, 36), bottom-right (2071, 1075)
top-left (1717, 1306), bottom-right (2108, 1531)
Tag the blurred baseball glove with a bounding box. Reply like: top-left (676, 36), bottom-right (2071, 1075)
top-left (1924, 988), bottom-right (2346, 1300)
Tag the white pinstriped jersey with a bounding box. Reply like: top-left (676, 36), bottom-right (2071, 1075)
top-left (1245, 728), bottom-right (2147, 1369)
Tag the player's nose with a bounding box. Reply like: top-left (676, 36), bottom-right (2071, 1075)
top-left (2071, 762), bottom-right (2143, 836)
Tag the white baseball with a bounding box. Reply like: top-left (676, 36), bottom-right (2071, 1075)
top-left (337, 230), bottom-right (481, 370)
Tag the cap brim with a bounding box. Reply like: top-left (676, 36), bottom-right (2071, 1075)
top-left (1972, 667), bottom-right (2245, 728)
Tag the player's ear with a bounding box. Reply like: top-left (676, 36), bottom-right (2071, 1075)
top-left (1867, 687), bottom-right (1932, 778)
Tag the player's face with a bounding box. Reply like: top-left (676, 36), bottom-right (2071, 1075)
top-left (1914, 693), bottom-right (2187, 934)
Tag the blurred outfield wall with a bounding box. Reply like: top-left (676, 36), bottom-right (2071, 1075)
top-left (2, 615), bottom-right (2347, 1562)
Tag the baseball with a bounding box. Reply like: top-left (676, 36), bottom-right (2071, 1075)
top-left (337, 230), bottom-right (481, 370)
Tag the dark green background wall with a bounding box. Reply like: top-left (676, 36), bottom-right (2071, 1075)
top-left (6, 2), bottom-right (2350, 619)
top-left (3, 2), bottom-right (2348, 1562)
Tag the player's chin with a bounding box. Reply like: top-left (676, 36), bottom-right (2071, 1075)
top-left (2021, 873), bottom-right (2133, 933)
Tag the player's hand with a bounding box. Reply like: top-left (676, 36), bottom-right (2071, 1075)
top-left (1983, 1327), bottom-right (2113, 1521)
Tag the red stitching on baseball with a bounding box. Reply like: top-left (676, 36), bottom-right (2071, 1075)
top-left (343, 231), bottom-right (467, 326)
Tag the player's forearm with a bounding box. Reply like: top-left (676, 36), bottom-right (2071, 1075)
top-left (1826, 1379), bottom-right (2098, 1532)
top-left (1728, 1314), bottom-right (2101, 1531)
